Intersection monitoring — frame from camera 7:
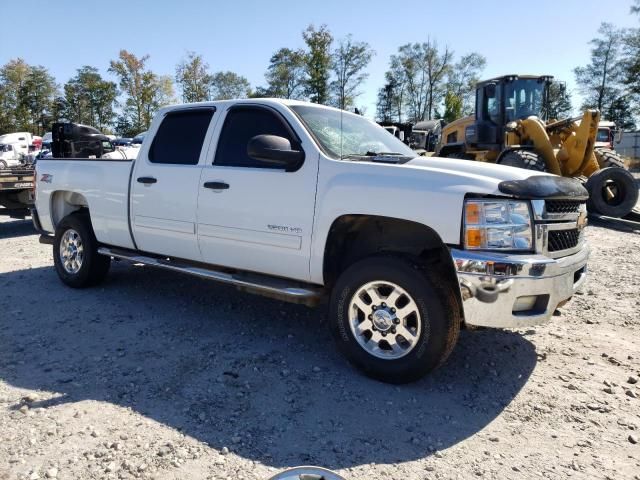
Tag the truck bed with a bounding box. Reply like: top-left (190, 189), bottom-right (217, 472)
top-left (35, 158), bottom-right (135, 248)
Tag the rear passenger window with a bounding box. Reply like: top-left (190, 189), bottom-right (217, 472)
top-left (149, 109), bottom-right (214, 165)
top-left (214, 107), bottom-right (297, 169)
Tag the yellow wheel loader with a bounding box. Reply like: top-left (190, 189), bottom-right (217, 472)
top-left (436, 75), bottom-right (638, 218)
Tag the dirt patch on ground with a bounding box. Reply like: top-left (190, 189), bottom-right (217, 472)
top-left (1, 215), bottom-right (639, 480)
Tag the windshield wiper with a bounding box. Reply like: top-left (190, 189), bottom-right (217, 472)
top-left (341, 151), bottom-right (408, 159)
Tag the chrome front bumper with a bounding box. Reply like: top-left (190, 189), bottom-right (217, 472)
top-left (451, 244), bottom-right (590, 328)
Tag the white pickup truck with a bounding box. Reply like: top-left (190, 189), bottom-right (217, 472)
top-left (33, 99), bottom-right (590, 383)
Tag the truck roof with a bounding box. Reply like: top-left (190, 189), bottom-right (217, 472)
top-left (476, 75), bottom-right (554, 88)
top-left (158, 98), bottom-right (347, 116)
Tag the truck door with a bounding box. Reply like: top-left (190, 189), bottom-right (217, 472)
top-left (197, 104), bottom-right (318, 282)
top-left (130, 108), bottom-right (215, 261)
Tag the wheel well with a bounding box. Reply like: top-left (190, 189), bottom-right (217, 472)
top-left (324, 214), bottom-right (460, 291)
top-left (50, 191), bottom-right (89, 227)
top-left (323, 215), bottom-right (464, 320)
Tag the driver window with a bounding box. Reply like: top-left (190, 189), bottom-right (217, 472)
top-left (486, 89), bottom-right (501, 124)
top-left (214, 107), bottom-right (297, 169)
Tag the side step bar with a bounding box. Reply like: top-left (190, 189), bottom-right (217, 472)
top-left (97, 246), bottom-right (324, 306)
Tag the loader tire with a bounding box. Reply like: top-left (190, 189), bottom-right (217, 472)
top-left (585, 167), bottom-right (639, 218)
top-left (497, 149), bottom-right (547, 172)
top-left (594, 148), bottom-right (625, 169)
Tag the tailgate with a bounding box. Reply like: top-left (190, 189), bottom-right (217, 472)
top-left (0, 168), bottom-right (35, 191)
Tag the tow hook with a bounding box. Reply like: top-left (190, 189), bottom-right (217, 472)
top-left (460, 279), bottom-right (514, 304)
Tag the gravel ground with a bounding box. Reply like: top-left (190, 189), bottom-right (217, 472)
top-left (1, 208), bottom-right (639, 479)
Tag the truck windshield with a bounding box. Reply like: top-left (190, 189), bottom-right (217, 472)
top-left (596, 128), bottom-right (611, 142)
top-left (504, 79), bottom-right (547, 122)
top-left (290, 105), bottom-right (416, 160)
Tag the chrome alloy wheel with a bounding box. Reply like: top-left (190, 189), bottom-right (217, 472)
top-left (348, 281), bottom-right (422, 360)
top-left (59, 228), bottom-right (84, 274)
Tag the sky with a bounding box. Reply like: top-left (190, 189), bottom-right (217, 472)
top-left (1, 0), bottom-right (638, 119)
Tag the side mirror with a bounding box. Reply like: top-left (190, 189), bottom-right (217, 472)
top-left (247, 135), bottom-right (304, 171)
top-left (485, 83), bottom-right (497, 98)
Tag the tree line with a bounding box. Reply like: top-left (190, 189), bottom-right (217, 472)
top-left (1, 10), bottom-right (640, 138)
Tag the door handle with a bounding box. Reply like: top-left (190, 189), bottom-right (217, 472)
top-left (137, 176), bottom-right (157, 184)
top-left (203, 181), bottom-right (229, 190)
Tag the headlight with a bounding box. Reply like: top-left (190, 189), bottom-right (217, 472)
top-left (463, 199), bottom-right (533, 251)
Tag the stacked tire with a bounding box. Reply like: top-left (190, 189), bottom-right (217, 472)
top-left (586, 149), bottom-right (638, 217)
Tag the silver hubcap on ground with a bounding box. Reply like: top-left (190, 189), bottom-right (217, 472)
top-left (348, 280), bottom-right (422, 360)
top-left (59, 229), bottom-right (84, 274)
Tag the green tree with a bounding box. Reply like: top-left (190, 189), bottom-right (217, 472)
top-left (623, 1), bottom-right (640, 117)
top-left (391, 40), bottom-right (452, 122)
top-left (115, 114), bottom-right (136, 138)
top-left (302, 24), bottom-right (333, 104)
top-left (376, 79), bottom-right (397, 123)
top-left (263, 48), bottom-right (306, 99)
top-left (142, 74), bottom-right (176, 128)
top-left (330, 35), bottom-right (374, 110)
top-left (574, 23), bottom-right (625, 114)
top-left (20, 66), bottom-right (58, 134)
top-left (447, 52), bottom-right (486, 115)
top-left (443, 89), bottom-right (463, 123)
top-left (63, 66), bottom-right (117, 130)
top-left (175, 52), bottom-right (212, 103)
top-left (209, 71), bottom-right (251, 100)
top-left (0, 60), bottom-right (57, 134)
top-left (0, 59), bottom-right (31, 132)
top-left (109, 50), bottom-right (173, 132)
top-left (109, 50), bottom-right (152, 132)
top-left (546, 82), bottom-right (573, 119)
top-left (606, 96), bottom-right (636, 129)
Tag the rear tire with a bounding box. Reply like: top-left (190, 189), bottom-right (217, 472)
top-left (329, 255), bottom-right (460, 383)
top-left (53, 212), bottom-right (111, 288)
top-left (594, 148), bottom-right (625, 169)
top-left (585, 167), bottom-right (639, 218)
top-left (498, 149), bottom-right (547, 171)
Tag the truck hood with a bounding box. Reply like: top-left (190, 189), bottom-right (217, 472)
top-left (403, 156), bottom-right (587, 199)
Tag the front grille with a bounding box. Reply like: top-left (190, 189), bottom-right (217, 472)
top-left (548, 229), bottom-right (581, 252)
top-left (545, 200), bottom-right (583, 214)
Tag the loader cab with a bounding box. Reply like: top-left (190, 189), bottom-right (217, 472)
top-left (467, 75), bottom-right (552, 149)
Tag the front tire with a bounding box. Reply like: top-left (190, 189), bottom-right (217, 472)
top-left (329, 255), bottom-right (460, 383)
top-left (53, 212), bottom-right (110, 288)
top-left (0, 160), bottom-right (7, 169)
